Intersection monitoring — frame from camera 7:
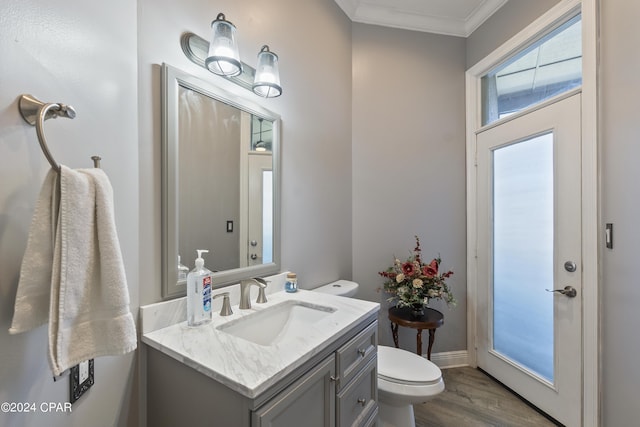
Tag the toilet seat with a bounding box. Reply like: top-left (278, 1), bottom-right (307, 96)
top-left (378, 346), bottom-right (442, 385)
top-left (377, 345), bottom-right (444, 404)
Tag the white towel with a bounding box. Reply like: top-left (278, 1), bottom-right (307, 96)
top-left (9, 166), bottom-right (137, 375)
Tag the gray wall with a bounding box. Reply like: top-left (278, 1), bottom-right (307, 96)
top-left (351, 23), bottom-right (467, 353)
top-left (0, 0), bottom-right (139, 426)
top-left (600, 1), bottom-right (640, 425)
top-left (137, 0), bottom-right (354, 306)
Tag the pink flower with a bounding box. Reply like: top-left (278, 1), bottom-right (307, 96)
top-left (402, 262), bottom-right (416, 276)
top-left (422, 259), bottom-right (439, 278)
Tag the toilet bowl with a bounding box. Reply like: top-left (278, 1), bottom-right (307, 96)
top-left (312, 280), bottom-right (445, 427)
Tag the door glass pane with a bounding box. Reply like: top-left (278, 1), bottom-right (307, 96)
top-left (482, 15), bottom-right (582, 125)
top-left (492, 133), bottom-right (554, 382)
top-left (262, 170), bottom-right (273, 264)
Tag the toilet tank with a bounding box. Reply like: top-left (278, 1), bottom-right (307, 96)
top-left (312, 280), bottom-right (359, 297)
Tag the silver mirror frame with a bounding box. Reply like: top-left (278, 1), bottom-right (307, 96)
top-left (161, 63), bottom-right (281, 299)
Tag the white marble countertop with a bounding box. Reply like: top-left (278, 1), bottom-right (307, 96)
top-left (142, 288), bottom-right (379, 399)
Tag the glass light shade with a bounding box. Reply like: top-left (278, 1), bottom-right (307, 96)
top-left (252, 45), bottom-right (282, 98)
top-left (205, 13), bottom-right (242, 77)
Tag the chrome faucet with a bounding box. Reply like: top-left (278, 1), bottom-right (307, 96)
top-left (239, 277), bottom-right (269, 309)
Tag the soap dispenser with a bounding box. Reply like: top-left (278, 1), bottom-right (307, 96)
top-left (177, 255), bottom-right (189, 281)
top-left (187, 249), bottom-right (213, 327)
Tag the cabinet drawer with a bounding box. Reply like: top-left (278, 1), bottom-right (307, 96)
top-left (336, 356), bottom-right (377, 427)
top-left (336, 322), bottom-right (377, 390)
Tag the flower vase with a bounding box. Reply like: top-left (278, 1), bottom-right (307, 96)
top-left (410, 304), bottom-right (425, 319)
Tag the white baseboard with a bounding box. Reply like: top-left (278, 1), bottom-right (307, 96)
top-left (428, 350), bottom-right (469, 369)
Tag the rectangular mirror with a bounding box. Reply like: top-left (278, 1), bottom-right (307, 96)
top-left (161, 63), bottom-right (281, 299)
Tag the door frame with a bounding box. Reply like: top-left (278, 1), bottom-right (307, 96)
top-left (464, 0), bottom-right (599, 425)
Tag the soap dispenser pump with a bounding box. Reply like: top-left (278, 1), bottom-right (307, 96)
top-left (187, 249), bottom-right (213, 326)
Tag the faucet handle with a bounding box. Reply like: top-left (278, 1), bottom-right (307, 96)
top-left (253, 277), bottom-right (269, 304)
top-left (252, 277), bottom-right (269, 286)
top-left (212, 292), bottom-right (233, 316)
top-left (256, 287), bottom-right (268, 304)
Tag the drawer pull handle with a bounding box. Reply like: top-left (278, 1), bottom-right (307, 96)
top-left (330, 375), bottom-right (339, 382)
top-left (357, 349), bottom-right (366, 357)
top-left (357, 398), bottom-right (366, 406)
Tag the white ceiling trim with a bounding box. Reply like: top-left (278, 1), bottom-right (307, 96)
top-left (334, 0), bottom-right (509, 38)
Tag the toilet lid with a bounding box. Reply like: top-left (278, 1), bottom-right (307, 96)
top-left (313, 280), bottom-right (358, 296)
top-left (378, 346), bottom-right (442, 385)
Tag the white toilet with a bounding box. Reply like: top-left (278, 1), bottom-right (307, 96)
top-left (312, 280), bottom-right (445, 427)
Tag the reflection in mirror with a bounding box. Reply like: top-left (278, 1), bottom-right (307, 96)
top-left (162, 63), bottom-right (280, 299)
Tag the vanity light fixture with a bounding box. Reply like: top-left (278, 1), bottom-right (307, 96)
top-left (252, 46), bottom-right (282, 98)
top-left (181, 14), bottom-right (283, 98)
top-left (205, 13), bottom-right (242, 77)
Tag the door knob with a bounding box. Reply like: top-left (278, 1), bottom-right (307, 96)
top-left (250, 254), bottom-right (258, 260)
top-left (564, 261), bottom-right (577, 272)
top-left (546, 286), bottom-right (577, 298)
top-left (250, 240), bottom-right (258, 247)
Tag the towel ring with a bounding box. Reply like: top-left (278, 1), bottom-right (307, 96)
top-left (18, 94), bottom-right (103, 172)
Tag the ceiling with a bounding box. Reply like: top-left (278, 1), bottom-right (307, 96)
top-left (333, 0), bottom-right (510, 37)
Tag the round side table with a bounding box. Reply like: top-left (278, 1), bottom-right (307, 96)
top-left (388, 306), bottom-right (444, 360)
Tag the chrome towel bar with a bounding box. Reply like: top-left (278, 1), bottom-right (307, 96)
top-left (18, 94), bottom-right (101, 171)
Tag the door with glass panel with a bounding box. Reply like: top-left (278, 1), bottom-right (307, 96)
top-left (476, 93), bottom-right (581, 426)
top-left (246, 153), bottom-right (273, 266)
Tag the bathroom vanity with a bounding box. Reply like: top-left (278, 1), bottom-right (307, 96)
top-left (153, 65), bottom-right (379, 426)
top-left (142, 284), bottom-right (379, 427)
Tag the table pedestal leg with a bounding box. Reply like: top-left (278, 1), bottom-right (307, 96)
top-left (427, 328), bottom-right (436, 360)
top-left (416, 330), bottom-right (423, 356)
top-left (391, 322), bottom-right (399, 348)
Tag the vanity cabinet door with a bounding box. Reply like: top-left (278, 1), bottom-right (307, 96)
top-left (253, 354), bottom-right (336, 427)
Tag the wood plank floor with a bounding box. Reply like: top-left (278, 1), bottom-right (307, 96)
top-left (414, 367), bottom-right (559, 427)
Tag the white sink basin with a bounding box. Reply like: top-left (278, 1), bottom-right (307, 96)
top-left (217, 300), bottom-right (337, 346)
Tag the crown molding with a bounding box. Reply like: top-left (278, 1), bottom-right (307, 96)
top-left (334, 0), bottom-right (509, 37)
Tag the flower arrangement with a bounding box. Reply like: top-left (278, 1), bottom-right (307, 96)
top-left (378, 236), bottom-right (456, 309)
